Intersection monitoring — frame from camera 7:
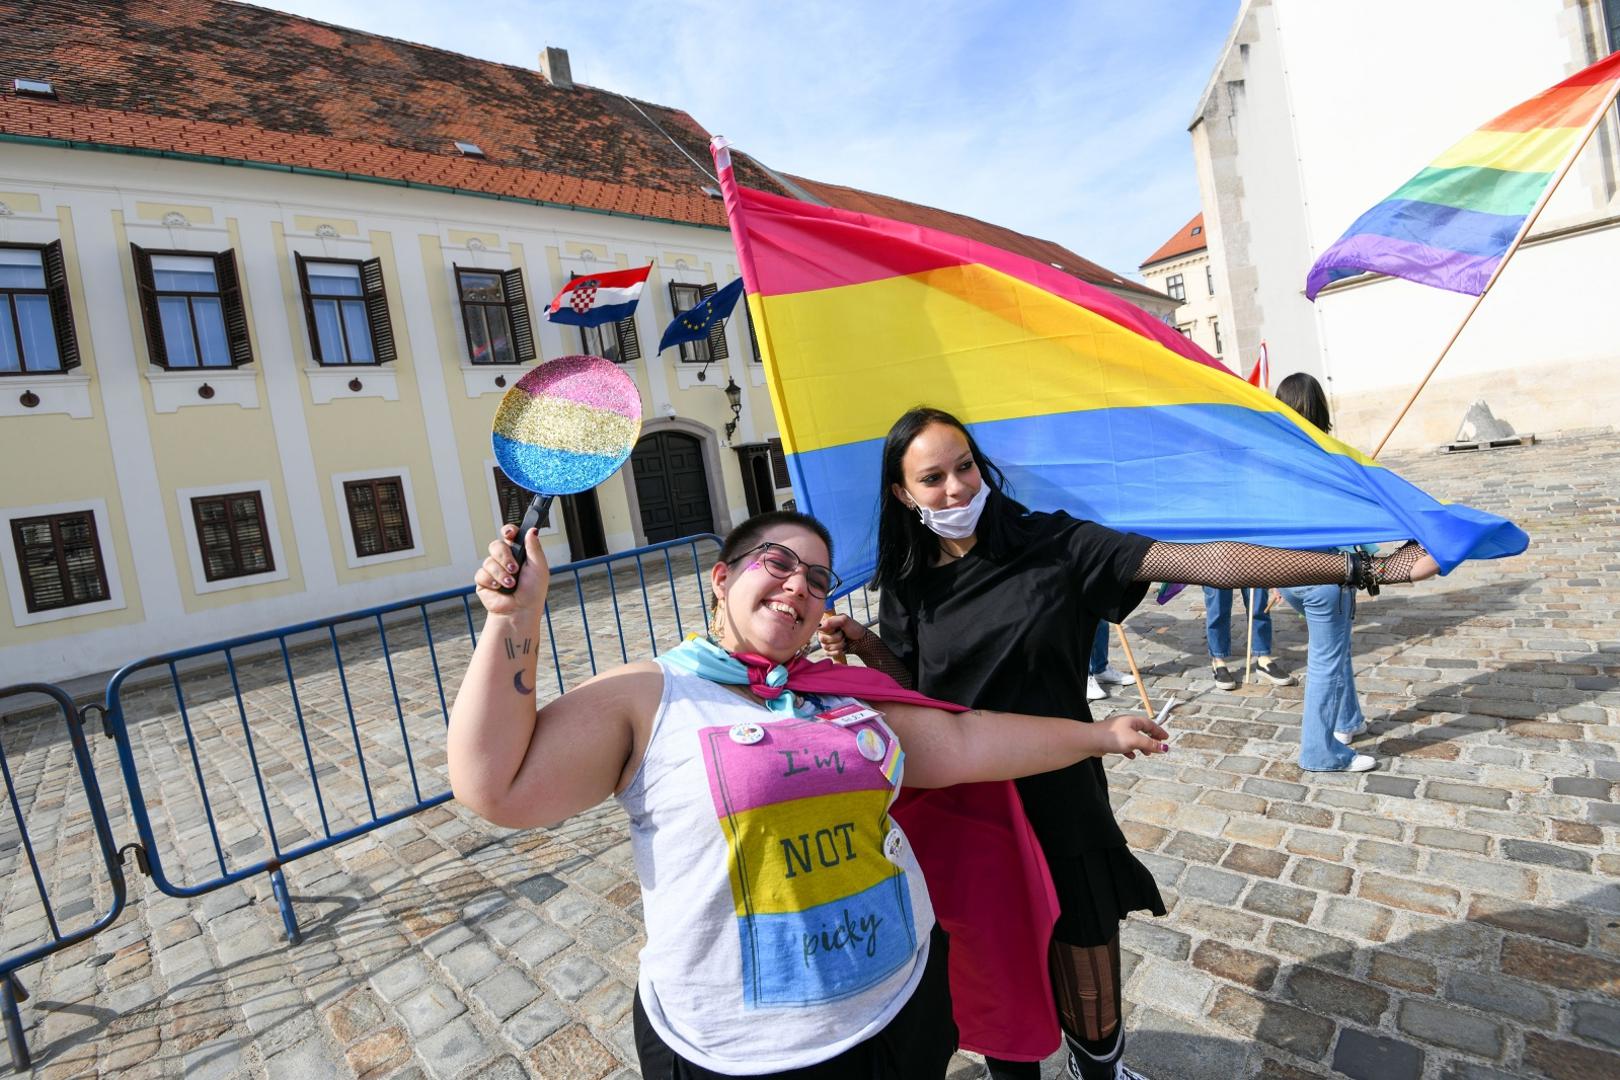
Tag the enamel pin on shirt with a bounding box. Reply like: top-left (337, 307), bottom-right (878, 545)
top-left (729, 722), bottom-right (765, 745)
top-left (855, 727), bottom-right (886, 762)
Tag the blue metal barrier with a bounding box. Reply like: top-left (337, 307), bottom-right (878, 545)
top-left (1, 529), bottom-right (873, 1070)
top-left (98, 532), bottom-right (725, 949)
top-left (0, 684), bottom-right (128, 1073)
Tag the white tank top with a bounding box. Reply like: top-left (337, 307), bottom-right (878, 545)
top-left (619, 661), bottom-right (936, 1073)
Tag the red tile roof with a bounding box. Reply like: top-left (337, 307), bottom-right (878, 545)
top-left (1141, 213), bottom-right (1208, 269)
top-left (0, 0), bottom-right (790, 226)
top-left (784, 174), bottom-right (1171, 303)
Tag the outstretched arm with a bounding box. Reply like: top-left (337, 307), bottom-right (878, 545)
top-left (448, 526), bottom-right (655, 829)
top-left (880, 702), bottom-right (1168, 789)
top-left (1134, 539), bottom-right (1438, 589)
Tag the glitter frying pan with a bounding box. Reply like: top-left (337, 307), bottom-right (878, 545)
top-left (491, 355), bottom-right (642, 583)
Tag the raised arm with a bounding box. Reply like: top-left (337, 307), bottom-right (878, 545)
top-left (448, 526), bottom-right (657, 830)
top-left (1134, 539), bottom-right (1439, 589)
top-left (879, 701), bottom-right (1168, 789)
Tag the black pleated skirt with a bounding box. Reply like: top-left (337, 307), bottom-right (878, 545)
top-left (1043, 847), bottom-right (1167, 947)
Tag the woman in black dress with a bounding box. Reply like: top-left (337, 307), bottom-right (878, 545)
top-left (819, 406), bottom-right (1435, 1080)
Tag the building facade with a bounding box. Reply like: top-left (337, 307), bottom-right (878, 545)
top-left (0, 2), bottom-right (805, 680)
top-left (1139, 213), bottom-right (1227, 363)
top-left (1191, 0), bottom-right (1620, 448)
top-left (0, 1), bottom-right (1171, 682)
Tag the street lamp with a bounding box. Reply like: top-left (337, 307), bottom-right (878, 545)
top-left (723, 377), bottom-right (742, 440)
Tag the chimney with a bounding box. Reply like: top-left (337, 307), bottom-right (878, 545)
top-left (539, 47), bottom-right (573, 89)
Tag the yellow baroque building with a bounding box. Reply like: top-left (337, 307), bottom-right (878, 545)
top-left (0, 8), bottom-right (801, 681)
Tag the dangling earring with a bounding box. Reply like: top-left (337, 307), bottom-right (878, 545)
top-left (708, 603), bottom-right (726, 644)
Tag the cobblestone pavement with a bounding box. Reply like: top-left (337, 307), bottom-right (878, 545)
top-left (2, 432), bottom-right (1617, 1079)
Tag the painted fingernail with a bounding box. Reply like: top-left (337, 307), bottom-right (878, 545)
top-left (504, 576), bottom-right (515, 587)
top-left (507, 563), bottom-right (517, 573)
top-left (1159, 742), bottom-right (1170, 752)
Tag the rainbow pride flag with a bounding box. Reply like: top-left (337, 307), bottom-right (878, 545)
top-left (1306, 52), bottom-right (1620, 299)
top-left (711, 139), bottom-right (1526, 587)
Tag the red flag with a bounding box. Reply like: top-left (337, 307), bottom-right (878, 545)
top-left (1248, 340), bottom-right (1269, 390)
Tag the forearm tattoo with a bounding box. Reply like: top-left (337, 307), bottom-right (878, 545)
top-left (504, 636), bottom-right (535, 696)
top-left (849, 631), bottom-right (917, 689)
top-left (1134, 540), bottom-right (1427, 589)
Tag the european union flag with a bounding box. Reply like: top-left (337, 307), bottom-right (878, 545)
top-left (658, 277), bottom-right (745, 353)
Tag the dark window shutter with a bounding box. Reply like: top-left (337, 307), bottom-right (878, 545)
top-left (701, 281), bottom-right (729, 360)
top-left (213, 249), bottom-right (254, 367)
top-left (768, 438), bottom-right (790, 488)
top-left (359, 257), bottom-right (397, 364)
top-left (501, 268), bottom-right (536, 362)
top-left (744, 303), bottom-right (762, 364)
top-left (130, 243), bottom-right (168, 368)
top-left (667, 280), bottom-right (682, 313)
top-left (617, 314), bottom-right (641, 361)
top-left (494, 467), bottom-right (541, 526)
top-left (293, 251), bottom-right (322, 362)
top-left (40, 241), bottom-right (81, 372)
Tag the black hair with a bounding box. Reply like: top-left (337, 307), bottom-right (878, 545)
top-left (710, 510), bottom-right (833, 615)
top-left (870, 406), bottom-right (1029, 598)
top-left (1276, 372), bottom-right (1333, 435)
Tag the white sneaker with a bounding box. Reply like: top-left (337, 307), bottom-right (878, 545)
top-left (1087, 676), bottom-right (1108, 701)
top-left (1094, 665), bottom-right (1136, 687)
top-left (1345, 753), bottom-right (1377, 772)
top-left (1333, 722), bottom-right (1369, 745)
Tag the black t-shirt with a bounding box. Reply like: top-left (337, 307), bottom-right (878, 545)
top-left (879, 511), bottom-right (1154, 856)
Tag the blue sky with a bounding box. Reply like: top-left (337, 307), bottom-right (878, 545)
top-left (259, 1), bottom-right (1240, 281)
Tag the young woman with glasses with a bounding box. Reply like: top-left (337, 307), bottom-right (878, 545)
top-left (449, 509), bottom-right (1172, 1079)
top-left (818, 407), bottom-right (1438, 1080)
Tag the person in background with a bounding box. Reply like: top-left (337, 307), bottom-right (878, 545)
top-left (1087, 622), bottom-right (1136, 701)
top-left (1201, 587), bottom-right (1295, 690)
top-left (1273, 373), bottom-right (1378, 774)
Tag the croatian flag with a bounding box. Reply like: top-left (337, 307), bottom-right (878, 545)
top-left (545, 264), bottom-right (652, 327)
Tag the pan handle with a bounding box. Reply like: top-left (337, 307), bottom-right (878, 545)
top-left (501, 493), bottom-right (555, 593)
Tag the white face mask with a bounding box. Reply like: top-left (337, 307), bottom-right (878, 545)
top-left (913, 481), bottom-right (990, 539)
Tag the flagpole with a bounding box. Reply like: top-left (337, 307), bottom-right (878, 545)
top-left (1242, 590), bottom-right (1257, 685)
top-left (1113, 623), bottom-right (1155, 717)
top-left (1370, 79), bottom-right (1620, 458)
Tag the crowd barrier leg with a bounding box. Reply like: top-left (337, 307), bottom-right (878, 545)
top-left (269, 868), bottom-right (301, 946)
top-left (2, 974), bottom-right (28, 1073)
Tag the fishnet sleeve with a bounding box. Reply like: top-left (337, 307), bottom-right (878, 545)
top-left (848, 629), bottom-right (917, 689)
top-left (1133, 540), bottom-right (1429, 588)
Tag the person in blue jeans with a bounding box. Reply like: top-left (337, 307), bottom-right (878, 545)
top-left (1087, 621), bottom-right (1136, 701)
top-left (1202, 587), bottom-right (1294, 689)
top-left (1273, 373), bottom-right (1375, 773)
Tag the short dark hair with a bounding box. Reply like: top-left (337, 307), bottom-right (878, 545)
top-left (717, 509), bottom-right (833, 566)
top-left (1276, 372), bottom-right (1333, 434)
top-left (871, 406), bottom-right (1028, 597)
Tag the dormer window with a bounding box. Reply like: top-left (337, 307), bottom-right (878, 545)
top-left (454, 141), bottom-right (485, 158)
top-left (13, 78), bottom-right (56, 99)
top-left (1191, 225), bottom-right (1203, 236)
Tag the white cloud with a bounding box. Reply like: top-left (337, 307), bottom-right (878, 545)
top-left (253, 0), bottom-right (1238, 277)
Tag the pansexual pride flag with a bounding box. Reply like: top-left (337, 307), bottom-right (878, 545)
top-left (1306, 52), bottom-right (1620, 299)
top-left (711, 139), bottom-right (1527, 586)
